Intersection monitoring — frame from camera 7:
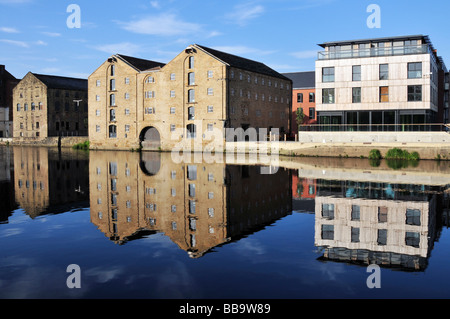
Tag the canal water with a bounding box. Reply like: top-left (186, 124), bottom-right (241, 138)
top-left (1, 146), bottom-right (449, 299)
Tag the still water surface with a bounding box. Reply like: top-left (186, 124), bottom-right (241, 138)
top-left (1, 146), bottom-right (450, 299)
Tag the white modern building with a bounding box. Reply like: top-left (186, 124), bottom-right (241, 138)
top-left (315, 35), bottom-right (448, 131)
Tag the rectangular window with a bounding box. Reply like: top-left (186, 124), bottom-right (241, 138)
top-left (188, 72), bottom-right (195, 85)
top-left (406, 209), bottom-right (421, 226)
top-left (378, 206), bottom-right (388, 223)
top-left (351, 227), bottom-right (360, 243)
top-left (309, 108), bottom-right (315, 120)
top-left (207, 124), bottom-right (213, 131)
top-left (170, 107), bottom-right (176, 114)
top-left (309, 92), bottom-right (315, 103)
top-left (322, 88), bottom-right (335, 104)
top-left (208, 70), bottom-right (213, 78)
top-left (351, 205), bottom-right (360, 221)
top-left (96, 80), bottom-right (101, 87)
top-left (379, 86), bottom-right (389, 102)
top-left (377, 229), bottom-right (387, 246)
top-left (352, 87), bottom-right (361, 103)
top-left (352, 65), bottom-right (361, 81)
top-left (408, 62), bottom-right (422, 79)
top-left (408, 85), bottom-right (422, 101)
top-left (188, 89), bottom-right (195, 103)
top-left (207, 88), bottom-right (213, 96)
top-left (405, 232), bottom-right (420, 248)
top-left (170, 90), bottom-right (175, 98)
top-left (321, 225), bottom-right (334, 240)
top-left (125, 125), bottom-right (130, 133)
top-left (170, 124), bottom-right (176, 132)
top-left (322, 204), bottom-right (335, 220)
top-left (170, 73), bottom-right (175, 81)
top-left (110, 79), bottom-right (116, 91)
top-left (322, 67), bottom-right (335, 82)
top-left (207, 105), bottom-right (213, 113)
top-left (379, 64), bottom-right (389, 80)
top-left (297, 93), bottom-right (303, 103)
top-left (125, 77), bottom-right (130, 85)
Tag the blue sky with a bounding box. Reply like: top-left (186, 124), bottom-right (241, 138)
top-left (1, 0), bottom-right (449, 80)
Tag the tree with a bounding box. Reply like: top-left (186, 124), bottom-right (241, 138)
top-left (296, 108), bottom-right (306, 127)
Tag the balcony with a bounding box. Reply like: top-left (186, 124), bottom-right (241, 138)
top-left (318, 45), bottom-right (429, 60)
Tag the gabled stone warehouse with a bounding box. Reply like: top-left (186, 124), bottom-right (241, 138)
top-left (13, 72), bottom-right (88, 140)
top-left (88, 44), bottom-right (292, 151)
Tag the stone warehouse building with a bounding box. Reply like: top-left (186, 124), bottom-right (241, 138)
top-left (13, 72), bottom-right (88, 140)
top-left (315, 35), bottom-right (449, 131)
top-left (88, 45), bottom-right (292, 151)
top-left (0, 65), bottom-right (19, 138)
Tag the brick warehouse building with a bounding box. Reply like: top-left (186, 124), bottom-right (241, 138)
top-left (88, 44), bottom-right (292, 151)
top-left (13, 72), bottom-right (88, 140)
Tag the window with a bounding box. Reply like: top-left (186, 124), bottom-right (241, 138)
top-left (188, 89), bottom-right (195, 103)
top-left (406, 209), bottom-right (421, 226)
top-left (351, 205), bottom-right (360, 221)
top-left (322, 88), bottom-right (335, 104)
top-left (109, 125), bottom-right (117, 138)
top-left (125, 125), bottom-right (130, 133)
top-left (170, 90), bottom-right (175, 98)
top-left (187, 165), bottom-right (197, 180)
top-left (207, 105), bottom-right (213, 113)
top-left (24, 103), bottom-right (28, 111)
top-left (379, 64), bottom-right (389, 80)
top-left (351, 227), bottom-right (360, 243)
top-left (352, 87), bottom-right (361, 103)
top-left (207, 88), bottom-right (213, 96)
top-left (379, 86), bottom-right (389, 102)
top-left (110, 79), bottom-right (116, 91)
top-left (408, 85), bottom-right (422, 101)
top-left (124, 77), bottom-right (130, 85)
top-left (96, 125), bottom-right (100, 133)
top-left (309, 92), bottom-right (315, 103)
top-left (322, 204), bottom-right (335, 220)
top-left (110, 109), bottom-right (116, 122)
top-left (297, 93), bottom-right (303, 103)
top-left (170, 107), bottom-right (176, 114)
top-left (96, 95), bottom-right (100, 102)
top-left (36, 122), bottom-right (40, 129)
top-left (189, 200), bottom-right (196, 214)
top-left (189, 184), bottom-right (196, 197)
top-left (110, 65), bottom-right (115, 76)
top-left (110, 94), bottom-right (116, 106)
top-left (322, 67), bottom-right (335, 82)
top-left (125, 93), bottom-right (130, 100)
top-left (408, 62), bottom-right (422, 79)
top-left (321, 225), bottom-right (334, 240)
top-left (378, 206), bottom-right (388, 223)
top-left (17, 103), bottom-right (21, 111)
top-left (352, 65), bottom-right (361, 81)
top-left (207, 124), bottom-right (213, 131)
top-left (377, 229), bottom-right (387, 246)
top-left (189, 56), bottom-right (194, 69)
top-left (170, 73), bottom-right (175, 81)
top-left (125, 108), bottom-right (130, 115)
top-left (309, 108), bottom-right (315, 120)
top-left (187, 124), bottom-right (196, 139)
top-left (405, 232), bottom-right (420, 248)
top-left (96, 80), bottom-right (101, 87)
top-left (146, 76), bottom-right (154, 83)
top-left (188, 107), bottom-right (195, 120)
top-left (188, 72), bottom-right (195, 85)
top-left (170, 124), bottom-right (176, 132)
top-left (208, 70), bottom-right (213, 78)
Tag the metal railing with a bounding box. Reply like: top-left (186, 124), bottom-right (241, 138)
top-left (299, 123), bottom-right (450, 133)
top-left (318, 45), bottom-right (429, 60)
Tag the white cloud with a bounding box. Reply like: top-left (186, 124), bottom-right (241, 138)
top-left (93, 42), bottom-right (143, 56)
top-left (0, 39), bottom-right (29, 48)
top-left (291, 50), bottom-right (318, 59)
top-left (226, 2), bottom-right (265, 26)
top-left (119, 13), bottom-right (203, 37)
top-left (0, 27), bottom-right (19, 33)
top-left (41, 31), bottom-right (61, 37)
top-left (35, 40), bottom-right (47, 46)
top-left (150, 1), bottom-right (160, 9)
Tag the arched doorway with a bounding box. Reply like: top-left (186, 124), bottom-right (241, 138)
top-left (140, 126), bottom-right (161, 150)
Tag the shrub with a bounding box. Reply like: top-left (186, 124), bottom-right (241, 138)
top-left (72, 141), bottom-right (90, 150)
top-left (369, 149), bottom-right (382, 160)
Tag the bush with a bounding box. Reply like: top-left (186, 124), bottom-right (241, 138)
top-left (385, 148), bottom-right (420, 161)
top-left (72, 141), bottom-right (90, 150)
top-left (369, 149), bottom-right (382, 160)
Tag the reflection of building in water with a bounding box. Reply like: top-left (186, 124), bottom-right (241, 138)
top-left (0, 147), bottom-right (17, 222)
top-left (89, 152), bottom-right (292, 258)
top-left (291, 170), bottom-right (316, 213)
top-left (314, 179), bottom-right (443, 271)
top-left (13, 147), bottom-right (89, 219)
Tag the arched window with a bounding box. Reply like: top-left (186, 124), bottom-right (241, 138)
top-left (31, 103), bottom-right (35, 111)
top-left (16, 103), bottom-right (21, 111)
top-left (110, 109), bottom-right (116, 122)
top-left (186, 124), bottom-right (196, 139)
top-left (109, 125), bottom-right (117, 138)
top-left (188, 89), bottom-right (195, 103)
top-left (110, 65), bottom-right (115, 76)
top-left (189, 56), bottom-right (194, 69)
top-left (188, 107), bottom-right (195, 120)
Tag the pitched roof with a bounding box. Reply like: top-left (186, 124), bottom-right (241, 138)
top-left (194, 44), bottom-right (291, 81)
top-left (116, 54), bottom-right (166, 71)
top-left (282, 71), bottom-right (315, 89)
top-left (32, 73), bottom-right (87, 91)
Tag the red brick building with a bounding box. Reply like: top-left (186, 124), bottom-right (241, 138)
top-left (283, 71), bottom-right (316, 137)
